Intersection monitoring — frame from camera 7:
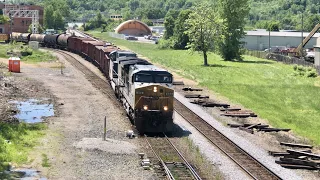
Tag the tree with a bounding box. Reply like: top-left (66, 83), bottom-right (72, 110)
top-left (218, 0), bottom-right (250, 61)
top-left (172, 9), bottom-right (192, 49)
top-left (185, 2), bottom-right (224, 66)
top-left (267, 21), bottom-right (280, 31)
top-left (164, 10), bottom-right (179, 39)
top-left (53, 11), bottom-right (65, 30)
top-left (44, 5), bottom-right (54, 28)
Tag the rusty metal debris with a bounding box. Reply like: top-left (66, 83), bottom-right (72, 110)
top-left (173, 81), bottom-right (184, 85)
top-left (269, 149), bottom-right (320, 170)
top-left (185, 94), bottom-right (209, 99)
top-left (191, 99), bottom-right (230, 108)
top-left (280, 142), bottom-right (313, 149)
top-left (182, 87), bottom-right (203, 91)
top-left (258, 128), bottom-right (291, 132)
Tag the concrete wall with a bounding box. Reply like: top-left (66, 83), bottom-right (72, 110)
top-left (243, 35), bottom-right (317, 50)
top-left (315, 37), bottom-right (320, 66)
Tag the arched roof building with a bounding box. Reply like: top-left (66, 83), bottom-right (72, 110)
top-left (115, 20), bottom-right (151, 36)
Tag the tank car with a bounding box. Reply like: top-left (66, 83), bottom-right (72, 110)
top-left (44, 34), bottom-right (59, 48)
top-left (30, 34), bottom-right (45, 45)
top-left (57, 34), bottom-right (72, 49)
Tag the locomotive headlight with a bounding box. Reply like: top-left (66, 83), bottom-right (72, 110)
top-left (143, 105), bottom-right (148, 111)
top-left (163, 106), bottom-right (168, 111)
top-left (153, 86), bottom-right (158, 92)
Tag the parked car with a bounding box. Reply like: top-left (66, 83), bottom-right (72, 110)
top-left (125, 36), bottom-right (138, 40)
top-left (144, 35), bottom-right (151, 39)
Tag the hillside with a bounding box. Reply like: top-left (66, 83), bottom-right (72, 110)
top-left (4, 0), bottom-right (320, 31)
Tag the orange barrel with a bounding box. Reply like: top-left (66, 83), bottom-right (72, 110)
top-left (8, 57), bottom-right (13, 71)
top-left (11, 57), bottom-right (21, 73)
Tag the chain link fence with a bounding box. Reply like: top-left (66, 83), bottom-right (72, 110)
top-left (244, 50), bottom-right (320, 74)
top-left (108, 32), bottom-right (125, 39)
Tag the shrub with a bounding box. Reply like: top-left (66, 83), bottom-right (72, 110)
top-left (293, 65), bottom-right (298, 71)
top-left (306, 67), bottom-right (313, 71)
top-left (297, 65), bottom-right (306, 72)
top-left (21, 47), bottom-right (33, 56)
top-left (306, 70), bottom-right (318, 78)
top-left (157, 39), bottom-right (172, 49)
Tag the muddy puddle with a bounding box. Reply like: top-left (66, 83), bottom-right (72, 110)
top-left (11, 99), bottom-right (54, 123)
top-left (5, 168), bottom-right (47, 180)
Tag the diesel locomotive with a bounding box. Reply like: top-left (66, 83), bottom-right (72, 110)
top-left (7, 31), bottom-right (175, 134)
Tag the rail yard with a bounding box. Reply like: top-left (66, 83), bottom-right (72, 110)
top-left (0, 30), bottom-right (319, 180)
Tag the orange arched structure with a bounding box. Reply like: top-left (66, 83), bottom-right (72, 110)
top-left (115, 20), bottom-right (151, 36)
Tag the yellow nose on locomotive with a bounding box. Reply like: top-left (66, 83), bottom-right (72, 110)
top-left (135, 85), bottom-right (174, 112)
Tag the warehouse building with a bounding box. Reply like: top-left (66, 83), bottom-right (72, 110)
top-left (0, 3), bottom-right (44, 33)
top-left (243, 30), bottom-right (320, 51)
top-left (115, 20), bottom-right (151, 36)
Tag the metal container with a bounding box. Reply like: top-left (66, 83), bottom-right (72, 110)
top-left (87, 41), bottom-right (105, 61)
top-left (20, 33), bottom-right (31, 43)
top-left (57, 34), bottom-right (72, 49)
top-left (30, 34), bottom-right (45, 44)
top-left (44, 34), bottom-right (59, 47)
top-left (11, 32), bottom-right (22, 42)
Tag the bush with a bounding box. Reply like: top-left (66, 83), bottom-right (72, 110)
top-left (297, 65), bottom-right (306, 72)
top-left (306, 70), bottom-right (318, 78)
top-left (21, 47), bottom-right (33, 56)
top-left (293, 65), bottom-right (298, 71)
top-left (157, 39), bottom-right (172, 49)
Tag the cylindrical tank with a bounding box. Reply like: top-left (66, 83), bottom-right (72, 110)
top-left (30, 34), bottom-right (45, 44)
top-left (57, 34), bottom-right (71, 49)
top-left (11, 32), bottom-right (22, 42)
top-left (44, 34), bottom-right (59, 47)
top-left (20, 33), bottom-right (31, 43)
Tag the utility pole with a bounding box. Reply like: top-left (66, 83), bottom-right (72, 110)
top-left (268, 29), bottom-right (271, 53)
top-left (301, 13), bottom-right (304, 58)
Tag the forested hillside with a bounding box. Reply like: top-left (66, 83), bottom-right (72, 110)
top-left (4, 0), bottom-right (320, 31)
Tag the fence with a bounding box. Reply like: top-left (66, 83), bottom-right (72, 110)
top-left (108, 32), bottom-right (125, 39)
top-left (245, 50), bottom-right (320, 74)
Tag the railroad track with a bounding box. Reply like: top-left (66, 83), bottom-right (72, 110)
top-left (174, 99), bottom-right (281, 180)
top-left (146, 135), bottom-right (202, 180)
top-left (53, 49), bottom-right (121, 107)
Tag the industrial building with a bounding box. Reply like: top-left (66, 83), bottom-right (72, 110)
top-left (0, 3), bottom-right (44, 33)
top-left (115, 20), bottom-right (151, 36)
top-left (243, 30), bottom-right (320, 50)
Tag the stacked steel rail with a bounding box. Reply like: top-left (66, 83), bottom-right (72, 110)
top-left (146, 135), bottom-right (202, 180)
top-left (174, 99), bottom-right (282, 180)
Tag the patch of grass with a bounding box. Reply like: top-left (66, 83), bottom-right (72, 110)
top-left (87, 30), bottom-right (320, 145)
top-left (0, 122), bottom-right (47, 168)
top-left (0, 43), bottom-right (56, 64)
top-left (41, 153), bottom-right (50, 167)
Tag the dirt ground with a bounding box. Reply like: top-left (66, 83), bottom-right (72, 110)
top-left (0, 55), bottom-right (155, 179)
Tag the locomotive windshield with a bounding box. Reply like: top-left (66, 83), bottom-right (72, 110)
top-left (134, 73), bottom-right (172, 83)
top-left (119, 53), bottom-right (137, 58)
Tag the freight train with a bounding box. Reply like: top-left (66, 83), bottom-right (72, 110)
top-left (6, 32), bottom-right (174, 134)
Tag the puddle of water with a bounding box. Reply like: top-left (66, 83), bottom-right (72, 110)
top-left (11, 99), bottom-right (54, 123)
top-left (7, 168), bottom-right (47, 180)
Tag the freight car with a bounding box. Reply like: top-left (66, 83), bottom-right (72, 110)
top-left (9, 31), bottom-right (175, 134)
top-left (0, 34), bottom-right (9, 43)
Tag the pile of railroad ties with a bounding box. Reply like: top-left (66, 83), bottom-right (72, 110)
top-left (269, 142), bottom-right (320, 170)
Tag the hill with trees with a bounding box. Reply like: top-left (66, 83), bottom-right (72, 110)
top-left (3, 0), bottom-right (320, 31)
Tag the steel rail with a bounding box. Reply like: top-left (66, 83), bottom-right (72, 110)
top-left (145, 137), bottom-right (175, 180)
top-left (174, 99), bottom-right (282, 180)
top-left (164, 134), bottom-right (202, 180)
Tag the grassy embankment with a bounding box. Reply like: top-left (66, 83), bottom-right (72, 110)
top-left (88, 30), bottom-right (320, 145)
top-left (0, 43), bottom-right (54, 174)
top-left (0, 43), bottom-right (55, 63)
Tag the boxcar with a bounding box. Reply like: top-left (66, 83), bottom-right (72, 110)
top-left (99, 46), bottom-right (119, 77)
top-left (30, 34), bottom-right (45, 44)
top-left (0, 34), bottom-right (9, 42)
top-left (57, 34), bottom-right (72, 49)
top-left (44, 34), bottom-right (59, 47)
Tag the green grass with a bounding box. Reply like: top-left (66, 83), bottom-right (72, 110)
top-left (41, 153), bottom-right (50, 167)
top-left (0, 43), bottom-right (56, 63)
top-left (88, 30), bottom-right (320, 145)
top-left (0, 123), bottom-right (46, 171)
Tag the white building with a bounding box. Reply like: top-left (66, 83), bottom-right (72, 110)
top-left (243, 30), bottom-right (320, 50)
